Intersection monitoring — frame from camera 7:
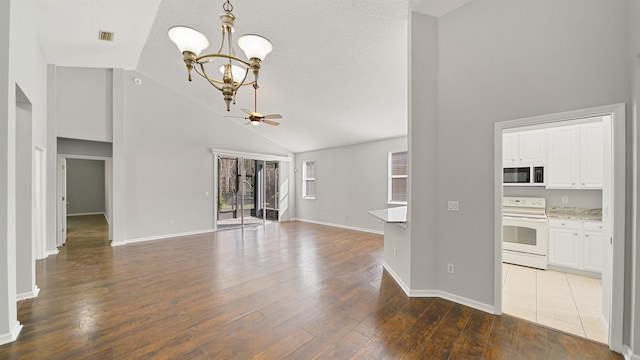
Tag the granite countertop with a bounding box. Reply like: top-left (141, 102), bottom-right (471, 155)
top-left (546, 207), bottom-right (602, 221)
top-left (368, 206), bottom-right (407, 223)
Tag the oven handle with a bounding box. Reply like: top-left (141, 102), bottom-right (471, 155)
top-left (503, 216), bottom-right (548, 222)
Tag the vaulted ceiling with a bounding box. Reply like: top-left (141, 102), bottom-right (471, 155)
top-left (36, 0), bottom-right (471, 153)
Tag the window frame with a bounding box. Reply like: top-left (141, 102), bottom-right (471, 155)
top-left (302, 160), bottom-right (316, 199)
top-left (388, 150), bottom-right (408, 205)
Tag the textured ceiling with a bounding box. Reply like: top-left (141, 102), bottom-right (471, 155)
top-left (37, 0), bottom-right (472, 153)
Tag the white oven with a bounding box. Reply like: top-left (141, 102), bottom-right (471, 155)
top-left (502, 197), bottom-right (548, 269)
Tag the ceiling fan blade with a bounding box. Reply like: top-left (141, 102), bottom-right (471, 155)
top-left (241, 108), bottom-right (252, 116)
top-left (245, 121), bottom-right (252, 126)
top-left (263, 114), bottom-right (283, 119)
top-left (262, 119), bottom-right (280, 126)
top-left (225, 116), bottom-right (247, 119)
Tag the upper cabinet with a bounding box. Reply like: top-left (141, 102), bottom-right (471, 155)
top-left (503, 130), bottom-right (546, 166)
top-left (546, 122), bottom-right (603, 189)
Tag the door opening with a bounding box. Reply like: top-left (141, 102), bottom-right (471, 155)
top-left (494, 103), bottom-right (625, 352)
top-left (216, 156), bottom-right (279, 230)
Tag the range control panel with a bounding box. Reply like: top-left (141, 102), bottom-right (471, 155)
top-left (503, 197), bottom-right (545, 208)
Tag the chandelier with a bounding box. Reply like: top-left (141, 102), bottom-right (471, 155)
top-left (168, 0), bottom-right (273, 111)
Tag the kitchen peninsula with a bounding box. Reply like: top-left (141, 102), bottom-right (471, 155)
top-left (368, 206), bottom-right (410, 293)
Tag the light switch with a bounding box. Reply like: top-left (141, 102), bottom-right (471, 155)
top-left (447, 201), bottom-right (459, 212)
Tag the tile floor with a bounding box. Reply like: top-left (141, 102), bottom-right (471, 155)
top-left (502, 263), bottom-right (608, 344)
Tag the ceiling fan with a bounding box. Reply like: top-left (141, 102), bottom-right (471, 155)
top-left (226, 86), bottom-right (282, 126)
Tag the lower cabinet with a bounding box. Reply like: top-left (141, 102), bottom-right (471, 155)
top-left (548, 219), bottom-right (603, 274)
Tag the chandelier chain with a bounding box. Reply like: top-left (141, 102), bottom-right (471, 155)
top-left (223, 0), bottom-right (233, 13)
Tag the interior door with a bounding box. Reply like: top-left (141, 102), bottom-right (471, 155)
top-left (57, 156), bottom-right (67, 246)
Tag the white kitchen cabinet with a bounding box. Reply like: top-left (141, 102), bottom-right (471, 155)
top-left (502, 130), bottom-right (546, 166)
top-left (579, 122), bottom-right (604, 188)
top-left (548, 219), bottom-right (603, 274)
top-left (546, 121), bottom-right (603, 189)
top-left (583, 221), bottom-right (604, 273)
top-left (548, 219), bottom-right (582, 269)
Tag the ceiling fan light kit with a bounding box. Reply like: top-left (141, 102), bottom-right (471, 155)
top-left (168, 0), bottom-right (273, 111)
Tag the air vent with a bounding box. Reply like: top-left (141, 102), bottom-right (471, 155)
top-left (98, 31), bottom-right (114, 41)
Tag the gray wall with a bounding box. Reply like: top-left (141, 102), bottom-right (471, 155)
top-left (57, 138), bottom-right (112, 157)
top-left (15, 100), bottom-right (32, 297)
top-left (629, 0), bottom-right (640, 352)
top-left (56, 67), bottom-right (113, 142)
top-left (66, 159), bottom-right (105, 215)
top-left (431, 0), bottom-right (630, 306)
top-left (408, 12), bottom-right (439, 290)
top-left (118, 70), bottom-right (294, 240)
top-left (295, 137), bottom-right (407, 233)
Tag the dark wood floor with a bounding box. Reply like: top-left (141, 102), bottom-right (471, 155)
top-left (0, 218), bottom-right (622, 359)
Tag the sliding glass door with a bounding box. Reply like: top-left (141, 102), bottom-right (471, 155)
top-left (216, 156), bottom-right (279, 230)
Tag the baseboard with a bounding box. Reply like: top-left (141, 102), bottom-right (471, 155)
top-left (292, 218), bottom-right (383, 235)
top-left (382, 261), bottom-right (411, 295)
top-left (46, 249), bottom-right (59, 257)
top-left (624, 345), bottom-right (640, 360)
top-left (0, 322), bottom-right (22, 346)
top-left (382, 262), bottom-right (495, 315)
top-left (103, 213), bottom-right (110, 225)
top-left (67, 212), bottom-right (105, 217)
top-left (437, 290), bottom-right (494, 314)
top-left (114, 229), bottom-right (215, 246)
top-left (16, 286), bottom-right (40, 301)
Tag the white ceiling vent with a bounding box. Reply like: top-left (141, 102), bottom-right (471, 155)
top-left (98, 31), bottom-right (114, 41)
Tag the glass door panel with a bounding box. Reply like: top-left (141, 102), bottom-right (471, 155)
top-left (217, 156), bottom-right (242, 229)
top-left (265, 161), bottom-right (279, 221)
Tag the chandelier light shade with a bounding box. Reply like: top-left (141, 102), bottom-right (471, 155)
top-left (168, 0), bottom-right (273, 111)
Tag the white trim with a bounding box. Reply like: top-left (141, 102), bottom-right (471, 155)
top-left (302, 160), bottom-right (316, 199)
top-left (383, 261), bottom-right (411, 295)
top-left (67, 212), bottom-right (105, 217)
top-left (623, 345), bottom-right (639, 360)
top-left (383, 262), bottom-right (494, 315)
top-left (16, 286), bottom-right (40, 301)
top-left (210, 148), bottom-right (291, 162)
top-left (494, 103), bottom-right (626, 353)
top-left (0, 322), bottom-right (23, 346)
top-left (113, 229), bottom-right (215, 246)
top-left (46, 249), bottom-right (59, 257)
top-left (292, 218), bottom-right (383, 235)
top-left (388, 150), bottom-right (408, 204)
top-left (436, 291), bottom-right (495, 314)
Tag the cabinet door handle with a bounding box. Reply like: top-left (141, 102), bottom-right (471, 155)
top-left (574, 233), bottom-right (578, 236)
top-left (585, 234), bottom-right (589, 237)
top-left (571, 183), bottom-right (575, 185)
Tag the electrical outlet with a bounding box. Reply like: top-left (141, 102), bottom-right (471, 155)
top-left (447, 263), bottom-right (455, 274)
top-left (561, 196), bottom-right (569, 204)
top-left (169, 219), bottom-right (174, 226)
top-left (394, 248), bottom-right (398, 257)
top-left (447, 201), bottom-right (459, 212)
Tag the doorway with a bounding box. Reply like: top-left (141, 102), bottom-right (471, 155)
top-left (215, 156), bottom-right (280, 229)
top-left (494, 103), bottom-right (626, 353)
top-left (57, 155), bottom-right (112, 247)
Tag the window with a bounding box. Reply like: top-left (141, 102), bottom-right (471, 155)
top-left (302, 160), bottom-right (316, 199)
top-left (388, 151), bottom-right (407, 204)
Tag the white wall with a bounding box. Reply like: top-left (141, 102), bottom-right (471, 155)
top-left (55, 67), bottom-right (113, 142)
top-left (117, 70), bottom-right (293, 241)
top-left (66, 159), bottom-right (105, 215)
top-left (294, 137), bottom-right (407, 233)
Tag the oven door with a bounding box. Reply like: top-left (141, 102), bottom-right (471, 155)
top-left (502, 216), bottom-right (548, 256)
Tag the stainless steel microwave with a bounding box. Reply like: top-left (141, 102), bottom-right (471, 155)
top-left (503, 166), bottom-right (544, 185)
